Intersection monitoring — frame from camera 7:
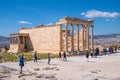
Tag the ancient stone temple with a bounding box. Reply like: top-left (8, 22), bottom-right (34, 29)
top-left (8, 16), bottom-right (94, 53)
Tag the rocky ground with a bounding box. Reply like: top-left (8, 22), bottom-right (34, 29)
top-left (0, 53), bottom-right (120, 80)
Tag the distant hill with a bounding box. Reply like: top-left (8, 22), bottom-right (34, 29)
top-left (94, 33), bottom-right (120, 39)
top-left (94, 33), bottom-right (120, 45)
top-left (0, 36), bottom-right (10, 50)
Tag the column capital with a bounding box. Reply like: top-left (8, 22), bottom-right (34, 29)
top-left (76, 24), bottom-right (80, 27)
top-left (81, 24), bottom-right (88, 27)
top-left (90, 25), bottom-right (94, 28)
top-left (71, 24), bottom-right (74, 27)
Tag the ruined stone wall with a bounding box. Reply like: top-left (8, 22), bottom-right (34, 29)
top-left (8, 44), bottom-right (18, 53)
top-left (19, 25), bottom-right (61, 54)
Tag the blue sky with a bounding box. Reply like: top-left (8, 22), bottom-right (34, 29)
top-left (0, 0), bottom-right (120, 37)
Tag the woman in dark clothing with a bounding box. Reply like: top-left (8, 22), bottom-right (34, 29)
top-left (95, 48), bottom-right (99, 57)
top-left (86, 50), bottom-right (89, 62)
top-left (63, 51), bottom-right (67, 61)
top-left (19, 54), bottom-right (25, 73)
top-left (48, 53), bottom-right (51, 64)
top-left (59, 51), bottom-right (62, 60)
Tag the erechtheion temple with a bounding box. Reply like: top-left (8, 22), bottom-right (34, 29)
top-left (8, 16), bottom-right (94, 53)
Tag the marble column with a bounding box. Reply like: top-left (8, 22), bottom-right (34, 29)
top-left (65, 24), bottom-right (68, 52)
top-left (91, 26), bottom-right (94, 49)
top-left (71, 24), bottom-right (74, 51)
top-left (82, 26), bottom-right (84, 50)
top-left (87, 26), bottom-right (89, 50)
top-left (77, 24), bottom-right (79, 51)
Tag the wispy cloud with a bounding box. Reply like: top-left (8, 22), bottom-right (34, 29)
top-left (81, 10), bottom-right (120, 18)
top-left (105, 19), bottom-right (110, 22)
top-left (18, 21), bottom-right (32, 25)
top-left (46, 23), bottom-right (54, 26)
top-left (105, 19), bottom-right (115, 22)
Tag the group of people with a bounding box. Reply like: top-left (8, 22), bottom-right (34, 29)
top-left (19, 51), bottom-right (57, 73)
top-left (59, 51), bottom-right (67, 61)
top-left (19, 51), bottom-right (69, 73)
top-left (85, 46), bottom-right (120, 62)
top-left (19, 46), bottom-right (120, 73)
top-left (85, 48), bottom-right (100, 62)
top-left (103, 46), bottom-right (119, 55)
top-left (19, 48), bottom-right (101, 73)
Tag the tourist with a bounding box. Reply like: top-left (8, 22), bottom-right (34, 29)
top-left (89, 48), bottom-right (92, 57)
top-left (59, 51), bottom-right (62, 60)
top-left (103, 48), bottom-right (107, 55)
top-left (109, 47), bottom-right (111, 54)
top-left (19, 54), bottom-right (25, 73)
top-left (48, 52), bottom-right (51, 64)
top-left (95, 48), bottom-right (99, 57)
top-left (109, 47), bottom-right (113, 54)
top-left (118, 46), bottom-right (120, 52)
top-left (115, 46), bottom-right (117, 53)
top-left (90, 49), bottom-right (94, 58)
top-left (85, 50), bottom-right (89, 62)
top-left (63, 51), bottom-right (67, 61)
top-left (33, 51), bottom-right (37, 62)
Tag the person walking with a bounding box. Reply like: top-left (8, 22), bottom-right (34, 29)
top-left (33, 51), bottom-right (37, 62)
top-left (63, 51), bottom-right (67, 61)
top-left (95, 48), bottom-right (99, 57)
top-left (59, 51), bottom-right (62, 60)
top-left (86, 50), bottom-right (89, 62)
top-left (19, 54), bottom-right (25, 74)
top-left (103, 48), bottom-right (107, 55)
top-left (89, 49), bottom-right (93, 58)
top-left (48, 52), bottom-right (51, 64)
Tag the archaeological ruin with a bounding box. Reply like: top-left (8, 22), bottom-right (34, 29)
top-left (8, 16), bottom-right (94, 53)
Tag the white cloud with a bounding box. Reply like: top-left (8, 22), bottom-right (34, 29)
top-left (81, 12), bottom-right (85, 15)
top-left (81, 10), bottom-right (120, 18)
top-left (18, 21), bottom-right (32, 25)
top-left (105, 19), bottom-right (115, 22)
top-left (105, 19), bottom-right (110, 22)
top-left (47, 23), bottom-right (53, 26)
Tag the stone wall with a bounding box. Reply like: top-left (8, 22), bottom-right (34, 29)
top-left (20, 25), bottom-right (61, 54)
top-left (8, 44), bottom-right (18, 53)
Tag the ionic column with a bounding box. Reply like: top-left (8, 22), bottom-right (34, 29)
top-left (91, 26), bottom-right (94, 49)
top-left (71, 24), bottom-right (74, 51)
top-left (65, 24), bottom-right (68, 52)
top-left (82, 26), bottom-right (84, 50)
top-left (87, 26), bottom-right (89, 50)
top-left (77, 24), bottom-right (79, 51)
